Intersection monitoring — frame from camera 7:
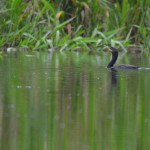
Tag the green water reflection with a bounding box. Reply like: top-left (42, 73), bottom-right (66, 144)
top-left (0, 51), bottom-right (150, 150)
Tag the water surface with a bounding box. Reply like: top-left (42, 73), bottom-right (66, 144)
top-left (0, 51), bottom-right (150, 150)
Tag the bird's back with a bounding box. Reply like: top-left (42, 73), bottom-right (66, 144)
top-left (110, 64), bottom-right (139, 69)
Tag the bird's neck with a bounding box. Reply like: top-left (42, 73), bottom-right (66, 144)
top-left (107, 53), bottom-right (118, 68)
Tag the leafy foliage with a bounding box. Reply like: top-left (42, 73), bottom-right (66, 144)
top-left (0, 0), bottom-right (149, 51)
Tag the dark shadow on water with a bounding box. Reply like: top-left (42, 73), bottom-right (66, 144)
top-left (110, 68), bottom-right (118, 87)
top-left (107, 68), bottom-right (119, 96)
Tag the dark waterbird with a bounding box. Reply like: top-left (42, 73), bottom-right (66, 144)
top-left (107, 47), bottom-right (139, 69)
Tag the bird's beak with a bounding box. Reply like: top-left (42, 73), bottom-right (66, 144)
top-left (104, 46), bottom-right (112, 52)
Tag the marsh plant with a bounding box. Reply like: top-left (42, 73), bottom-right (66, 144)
top-left (0, 0), bottom-right (149, 51)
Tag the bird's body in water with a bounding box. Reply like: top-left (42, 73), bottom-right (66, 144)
top-left (107, 47), bottom-right (139, 69)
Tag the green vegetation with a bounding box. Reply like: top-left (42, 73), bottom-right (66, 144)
top-left (0, 0), bottom-right (150, 51)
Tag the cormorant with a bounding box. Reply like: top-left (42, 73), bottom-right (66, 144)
top-left (107, 47), bottom-right (139, 69)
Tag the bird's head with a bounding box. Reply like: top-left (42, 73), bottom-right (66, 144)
top-left (108, 47), bottom-right (118, 54)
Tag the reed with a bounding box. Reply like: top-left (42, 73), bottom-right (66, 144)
top-left (0, 0), bottom-right (149, 51)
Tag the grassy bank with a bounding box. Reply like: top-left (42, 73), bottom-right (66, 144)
top-left (0, 0), bottom-right (150, 51)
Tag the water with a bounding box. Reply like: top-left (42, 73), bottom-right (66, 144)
top-left (0, 51), bottom-right (150, 150)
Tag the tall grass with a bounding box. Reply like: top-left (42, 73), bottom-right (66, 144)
top-left (0, 0), bottom-right (149, 51)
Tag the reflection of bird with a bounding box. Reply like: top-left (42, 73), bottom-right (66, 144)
top-left (107, 47), bottom-right (139, 69)
top-left (111, 69), bottom-right (117, 86)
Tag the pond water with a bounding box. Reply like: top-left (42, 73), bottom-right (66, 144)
top-left (0, 51), bottom-right (150, 150)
